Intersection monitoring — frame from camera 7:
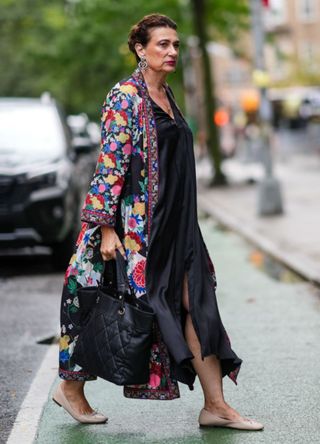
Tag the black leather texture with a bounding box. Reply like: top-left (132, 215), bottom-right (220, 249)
top-left (73, 251), bottom-right (155, 385)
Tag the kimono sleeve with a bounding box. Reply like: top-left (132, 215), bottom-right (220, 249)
top-left (81, 87), bottom-right (133, 227)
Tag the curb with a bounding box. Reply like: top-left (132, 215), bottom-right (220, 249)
top-left (197, 193), bottom-right (320, 287)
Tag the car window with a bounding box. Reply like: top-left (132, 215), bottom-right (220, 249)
top-left (0, 102), bottom-right (66, 162)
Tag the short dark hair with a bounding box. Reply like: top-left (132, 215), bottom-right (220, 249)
top-left (128, 14), bottom-right (177, 63)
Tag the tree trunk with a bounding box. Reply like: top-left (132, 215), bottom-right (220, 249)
top-left (190, 0), bottom-right (227, 185)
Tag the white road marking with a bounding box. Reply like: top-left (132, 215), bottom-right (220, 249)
top-left (6, 343), bottom-right (58, 444)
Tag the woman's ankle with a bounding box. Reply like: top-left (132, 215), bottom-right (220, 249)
top-left (61, 380), bottom-right (85, 395)
top-left (204, 399), bottom-right (228, 413)
top-left (204, 400), bottom-right (244, 421)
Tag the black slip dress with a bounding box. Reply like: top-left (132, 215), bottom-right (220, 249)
top-left (145, 88), bottom-right (242, 388)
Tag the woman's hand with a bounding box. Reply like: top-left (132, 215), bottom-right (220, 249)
top-left (100, 226), bottom-right (125, 261)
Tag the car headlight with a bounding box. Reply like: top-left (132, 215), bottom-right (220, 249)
top-left (27, 170), bottom-right (57, 190)
top-left (26, 160), bottom-right (71, 190)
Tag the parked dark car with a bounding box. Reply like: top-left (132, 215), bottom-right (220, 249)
top-left (0, 95), bottom-right (98, 269)
top-left (67, 113), bottom-right (100, 152)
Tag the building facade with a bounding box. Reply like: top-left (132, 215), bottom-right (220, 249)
top-left (264, 0), bottom-right (320, 82)
top-left (185, 0), bottom-right (320, 145)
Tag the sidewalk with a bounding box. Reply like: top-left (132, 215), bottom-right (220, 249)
top-left (18, 218), bottom-right (320, 443)
top-left (197, 153), bottom-right (320, 286)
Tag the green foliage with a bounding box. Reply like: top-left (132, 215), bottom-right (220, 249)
top-left (206, 0), bottom-right (249, 42)
top-left (0, 0), bottom-right (248, 120)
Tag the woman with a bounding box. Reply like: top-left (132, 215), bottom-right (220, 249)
top-left (53, 14), bottom-right (263, 431)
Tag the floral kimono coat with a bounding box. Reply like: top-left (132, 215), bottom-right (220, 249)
top-left (59, 68), bottom-right (184, 400)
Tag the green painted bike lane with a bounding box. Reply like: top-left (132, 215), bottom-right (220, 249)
top-left (35, 218), bottom-right (320, 444)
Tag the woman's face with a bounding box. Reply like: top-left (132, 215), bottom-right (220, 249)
top-left (135, 27), bottom-right (180, 74)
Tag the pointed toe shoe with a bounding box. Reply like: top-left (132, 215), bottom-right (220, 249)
top-left (199, 408), bottom-right (264, 431)
top-left (52, 384), bottom-right (108, 424)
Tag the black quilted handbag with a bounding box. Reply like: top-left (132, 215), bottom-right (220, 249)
top-left (72, 250), bottom-right (155, 385)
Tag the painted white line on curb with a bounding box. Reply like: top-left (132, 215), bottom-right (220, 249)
top-left (7, 343), bottom-right (58, 444)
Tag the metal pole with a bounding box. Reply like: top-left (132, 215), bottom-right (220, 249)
top-left (250, 0), bottom-right (284, 215)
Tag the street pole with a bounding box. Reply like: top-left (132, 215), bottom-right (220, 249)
top-left (250, 0), bottom-right (284, 215)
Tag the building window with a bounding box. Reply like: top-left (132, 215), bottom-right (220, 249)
top-left (264, 0), bottom-right (287, 28)
top-left (296, 0), bottom-right (318, 22)
top-left (299, 41), bottom-right (317, 71)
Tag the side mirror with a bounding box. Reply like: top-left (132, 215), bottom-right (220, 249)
top-left (72, 136), bottom-right (96, 155)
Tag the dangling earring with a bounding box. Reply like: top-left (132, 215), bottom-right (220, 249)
top-left (138, 56), bottom-right (148, 72)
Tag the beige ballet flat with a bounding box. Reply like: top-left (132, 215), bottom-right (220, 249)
top-left (199, 408), bottom-right (264, 431)
top-left (52, 383), bottom-right (108, 424)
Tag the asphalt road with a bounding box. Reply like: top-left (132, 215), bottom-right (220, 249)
top-left (0, 252), bottom-right (62, 443)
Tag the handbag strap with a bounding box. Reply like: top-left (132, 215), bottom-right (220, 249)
top-left (100, 250), bottom-right (133, 299)
top-left (115, 250), bottom-right (135, 299)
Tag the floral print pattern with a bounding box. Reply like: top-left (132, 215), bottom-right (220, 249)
top-left (59, 69), bottom-right (180, 399)
top-left (123, 326), bottom-right (180, 400)
top-left (82, 84), bottom-right (136, 227)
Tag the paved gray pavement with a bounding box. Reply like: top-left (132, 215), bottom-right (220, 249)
top-left (196, 133), bottom-right (320, 286)
top-left (0, 254), bottom-right (61, 443)
top-left (33, 218), bottom-right (320, 443)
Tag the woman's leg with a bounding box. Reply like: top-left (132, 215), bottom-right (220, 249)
top-left (182, 273), bottom-right (245, 421)
top-left (59, 380), bottom-right (95, 415)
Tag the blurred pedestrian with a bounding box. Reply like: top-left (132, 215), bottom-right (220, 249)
top-left (53, 13), bottom-right (263, 431)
